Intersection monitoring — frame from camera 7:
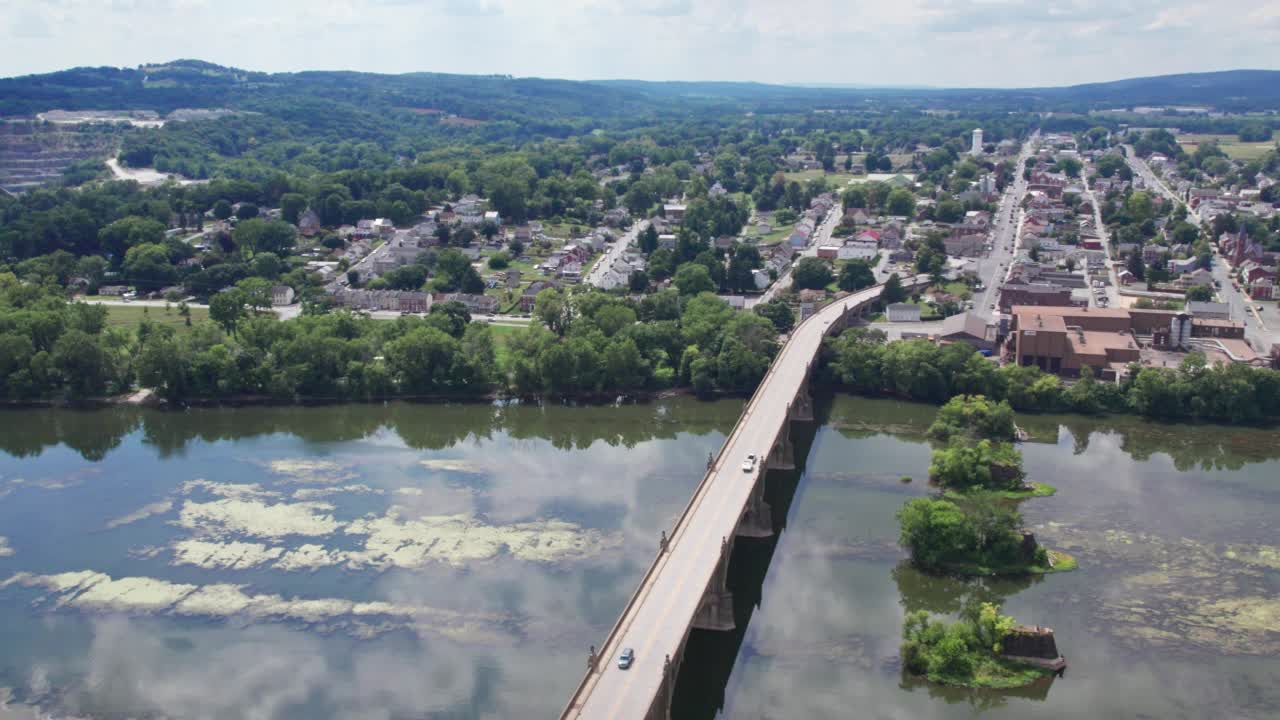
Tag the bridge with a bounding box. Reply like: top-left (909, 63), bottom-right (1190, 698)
top-left (561, 276), bottom-right (928, 720)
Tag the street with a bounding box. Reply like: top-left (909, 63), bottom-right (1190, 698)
top-left (586, 220), bottom-right (647, 288)
top-left (970, 133), bottom-right (1036, 321)
top-left (750, 201), bottom-right (842, 307)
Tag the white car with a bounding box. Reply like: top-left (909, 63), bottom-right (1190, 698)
top-left (741, 454), bottom-right (757, 473)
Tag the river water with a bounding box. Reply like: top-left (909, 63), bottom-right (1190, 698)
top-left (0, 398), bottom-right (1276, 719)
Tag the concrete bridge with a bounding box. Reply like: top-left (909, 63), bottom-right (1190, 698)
top-left (561, 276), bottom-right (927, 720)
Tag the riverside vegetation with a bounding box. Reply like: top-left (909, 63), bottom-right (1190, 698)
top-left (0, 278), bottom-right (784, 402)
top-left (898, 395), bottom-right (1074, 688)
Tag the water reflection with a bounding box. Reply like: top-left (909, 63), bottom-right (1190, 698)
top-left (0, 399), bottom-right (741, 719)
top-left (715, 395), bottom-right (1280, 720)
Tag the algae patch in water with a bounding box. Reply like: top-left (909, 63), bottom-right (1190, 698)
top-left (1036, 523), bottom-right (1280, 656)
top-left (343, 509), bottom-right (620, 569)
top-left (2, 570), bottom-right (517, 640)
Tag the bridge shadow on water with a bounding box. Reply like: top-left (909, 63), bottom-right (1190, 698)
top-left (668, 391), bottom-right (835, 720)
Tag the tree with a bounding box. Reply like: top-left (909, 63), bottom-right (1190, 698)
top-left (897, 498), bottom-right (974, 571)
top-left (488, 252), bottom-right (510, 270)
top-left (928, 440), bottom-right (1025, 491)
top-left (233, 219), bottom-right (296, 257)
top-left (1185, 284), bottom-right (1214, 302)
top-left (792, 257), bottom-right (833, 290)
top-left (1126, 252), bottom-right (1146, 281)
top-left (534, 287), bottom-right (574, 336)
top-left (235, 203), bottom-right (260, 221)
top-left (639, 224), bottom-right (660, 254)
top-left (212, 199), bottom-right (233, 221)
top-left (98, 216), bottom-right (165, 259)
top-left (673, 263), bottom-right (716, 296)
top-left (628, 270), bottom-right (650, 293)
top-left (882, 273), bottom-right (908, 304)
top-left (122, 243), bottom-right (176, 290)
top-left (838, 260), bottom-right (876, 292)
top-left (753, 299), bottom-right (794, 333)
top-left (384, 326), bottom-right (460, 394)
top-left (209, 289), bottom-right (247, 336)
top-left (927, 395), bottom-right (1017, 442)
top-left (886, 188), bottom-right (917, 217)
top-left (280, 193), bottom-right (307, 225)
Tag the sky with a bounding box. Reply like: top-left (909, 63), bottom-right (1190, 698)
top-left (1, 0), bottom-right (1279, 87)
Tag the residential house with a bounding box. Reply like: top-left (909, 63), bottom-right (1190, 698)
top-left (271, 286), bottom-right (296, 306)
top-left (483, 210), bottom-right (501, 226)
top-left (298, 209), bottom-right (322, 237)
top-left (1142, 244), bottom-right (1169, 264)
top-left (752, 269), bottom-right (771, 290)
top-left (944, 233), bottom-right (985, 258)
top-left (663, 204), bottom-right (687, 224)
top-left (442, 293), bottom-right (499, 315)
top-left (886, 303), bottom-right (922, 323)
top-left (844, 208), bottom-right (872, 225)
top-left (520, 281), bottom-right (558, 312)
top-left (1187, 301), bottom-right (1231, 320)
top-left (1250, 276), bottom-right (1274, 300)
top-left (838, 240), bottom-right (878, 261)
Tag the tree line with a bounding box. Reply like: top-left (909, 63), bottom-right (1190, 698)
top-left (824, 329), bottom-right (1280, 425)
top-left (0, 278), bottom-right (785, 403)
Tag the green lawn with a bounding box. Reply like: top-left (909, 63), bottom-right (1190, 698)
top-left (1177, 132), bottom-right (1278, 161)
top-left (487, 323), bottom-right (525, 369)
top-left (748, 225), bottom-right (794, 246)
top-left (103, 304), bottom-right (209, 334)
top-left (782, 170), bottom-right (861, 188)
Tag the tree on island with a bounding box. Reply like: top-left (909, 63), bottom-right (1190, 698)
top-left (901, 600), bottom-right (1053, 688)
top-left (927, 395), bottom-right (1017, 442)
top-left (928, 439), bottom-right (1026, 492)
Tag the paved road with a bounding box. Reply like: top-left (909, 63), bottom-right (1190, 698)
top-left (750, 206), bottom-right (841, 307)
top-left (1080, 158), bottom-right (1122, 309)
top-left (587, 221), bottom-right (647, 287)
top-left (1117, 146), bottom-right (1276, 347)
top-left (971, 136), bottom-right (1036, 319)
top-left (1120, 145), bottom-right (1198, 223)
top-left (79, 297), bottom-right (535, 327)
top-left (563, 276), bottom-right (928, 720)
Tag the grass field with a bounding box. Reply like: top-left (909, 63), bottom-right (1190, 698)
top-left (486, 323), bottom-right (525, 369)
top-left (782, 169), bottom-right (862, 188)
top-left (1177, 132), bottom-right (1278, 161)
top-left (103, 304), bottom-right (209, 334)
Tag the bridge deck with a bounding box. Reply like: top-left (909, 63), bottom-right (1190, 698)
top-left (564, 281), bottom-right (906, 719)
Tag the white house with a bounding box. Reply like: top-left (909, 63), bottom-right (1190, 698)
top-left (838, 240), bottom-right (878, 261)
top-left (886, 303), bottom-right (922, 322)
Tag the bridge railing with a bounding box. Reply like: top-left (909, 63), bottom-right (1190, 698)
top-left (558, 277), bottom-right (925, 719)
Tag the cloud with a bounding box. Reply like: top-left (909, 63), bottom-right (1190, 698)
top-left (2, 0), bottom-right (1277, 85)
top-left (0, 536), bottom-right (12, 557)
top-left (106, 500), bottom-right (173, 529)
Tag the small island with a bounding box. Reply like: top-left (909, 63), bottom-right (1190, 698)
top-left (902, 601), bottom-right (1067, 689)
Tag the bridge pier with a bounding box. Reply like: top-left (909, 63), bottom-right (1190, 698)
top-left (692, 537), bottom-right (736, 632)
top-left (790, 386), bottom-right (814, 423)
top-left (766, 434), bottom-right (795, 471)
top-left (736, 472), bottom-right (773, 538)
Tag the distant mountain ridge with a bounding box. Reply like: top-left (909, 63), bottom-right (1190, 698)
top-left (2, 62), bottom-right (1278, 118)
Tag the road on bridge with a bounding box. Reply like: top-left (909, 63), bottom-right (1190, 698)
top-left (564, 276), bottom-right (927, 720)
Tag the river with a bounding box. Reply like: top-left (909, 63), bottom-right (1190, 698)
top-left (0, 398), bottom-right (1276, 719)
